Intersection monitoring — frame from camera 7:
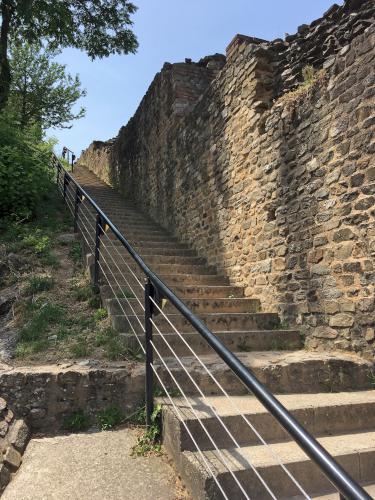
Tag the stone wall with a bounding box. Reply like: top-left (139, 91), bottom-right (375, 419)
top-left (0, 364), bottom-right (144, 433)
top-left (0, 397), bottom-right (30, 493)
top-left (78, 0), bottom-right (375, 358)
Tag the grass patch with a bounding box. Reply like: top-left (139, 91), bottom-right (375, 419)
top-left (70, 336), bottom-right (91, 358)
top-left (63, 410), bottom-right (91, 432)
top-left (15, 339), bottom-right (49, 357)
top-left (24, 275), bottom-right (54, 295)
top-left (97, 406), bottom-right (123, 430)
top-left (72, 282), bottom-right (101, 309)
top-left (18, 301), bottom-right (64, 343)
top-left (69, 241), bottom-right (82, 265)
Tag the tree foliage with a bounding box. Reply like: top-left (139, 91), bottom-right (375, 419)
top-left (8, 43), bottom-right (86, 130)
top-left (0, 0), bottom-right (138, 109)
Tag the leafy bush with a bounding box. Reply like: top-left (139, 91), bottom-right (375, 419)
top-left (0, 116), bottom-right (54, 219)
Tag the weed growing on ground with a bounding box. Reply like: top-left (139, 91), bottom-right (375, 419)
top-left (69, 241), bottom-right (82, 265)
top-left (70, 336), bottom-right (91, 358)
top-left (93, 308), bottom-right (108, 322)
top-left (63, 410), bottom-right (91, 432)
top-left (97, 406), bottom-right (123, 430)
top-left (131, 404), bottom-right (163, 457)
top-left (24, 275), bottom-right (54, 295)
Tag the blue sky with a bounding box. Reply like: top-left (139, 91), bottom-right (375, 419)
top-left (51, 0), bottom-right (343, 156)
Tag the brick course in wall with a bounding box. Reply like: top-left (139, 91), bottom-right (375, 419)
top-left (78, 0), bottom-right (375, 358)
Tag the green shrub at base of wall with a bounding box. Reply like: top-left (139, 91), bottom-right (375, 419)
top-left (0, 117), bottom-right (54, 219)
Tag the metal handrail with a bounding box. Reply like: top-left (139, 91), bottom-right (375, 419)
top-left (52, 153), bottom-right (371, 500)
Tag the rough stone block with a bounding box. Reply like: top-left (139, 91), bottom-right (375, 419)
top-left (329, 313), bottom-right (355, 328)
top-left (7, 419), bottom-right (30, 453)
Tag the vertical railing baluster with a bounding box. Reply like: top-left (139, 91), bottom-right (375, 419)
top-left (74, 187), bottom-right (82, 233)
top-left (56, 162), bottom-right (61, 188)
top-left (94, 213), bottom-right (103, 289)
top-left (145, 277), bottom-right (154, 428)
top-left (63, 172), bottom-right (68, 200)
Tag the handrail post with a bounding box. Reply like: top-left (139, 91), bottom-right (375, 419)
top-left (56, 162), bottom-right (61, 187)
top-left (63, 172), bottom-right (68, 200)
top-left (94, 213), bottom-right (103, 289)
top-left (74, 187), bottom-right (82, 233)
top-left (144, 278), bottom-right (154, 428)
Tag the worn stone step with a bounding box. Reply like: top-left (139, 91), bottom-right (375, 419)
top-left (100, 261), bottom-right (218, 276)
top-left (119, 329), bottom-right (302, 356)
top-left (111, 312), bottom-right (280, 333)
top-left (162, 391), bottom-right (375, 452)
top-left (100, 284), bottom-right (244, 300)
top-left (177, 431), bottom-right (375, 499)
top-left (106, 231), bottom-right (179, 243)
top-left (109, 245), bottom-right (197, 257)
top-left (100, 251), bottom-right (206, 266)
top-left (110, 239), bottom-right (192, 250)
top-left (154, 351), bottom-right (374, 396)
top-left (106, 297), bottom-right (261, 315)
top-left (103, 272), bottom-right (230, 286)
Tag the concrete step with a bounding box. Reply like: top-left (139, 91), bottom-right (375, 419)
top-left (111, 312), bottom-right (280, 333)
top-left (105, 297), bottom-right (261, 315)
top-left (162, 391), bottom-right (375, 452)
top-left (176, 430), bottom-right (375, 499)
top-left (119, 329), bottom-right (302, 356)
top-left (154, 351), bottom-right (374, 396)
top-left (100, 284), bottom-right (244, 300)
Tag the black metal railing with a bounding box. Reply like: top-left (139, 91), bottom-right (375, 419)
top-left (52, 153), bottom-right (370, 500)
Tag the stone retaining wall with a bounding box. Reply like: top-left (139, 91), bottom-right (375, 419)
top-left (0, 363), bottom-right (145, 434)
top-left (0, 397), bottom-right (30, 494)
top-left (78, 0), bottom-right (375, 358)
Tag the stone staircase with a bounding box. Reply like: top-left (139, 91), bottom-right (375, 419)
top-left (71, 166), bottom-right (375, 499)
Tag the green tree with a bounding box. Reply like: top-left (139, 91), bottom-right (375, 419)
top-left (8, 43), bottom-right (85, 130)
top-left (0, 0), bottom-right (138, 110)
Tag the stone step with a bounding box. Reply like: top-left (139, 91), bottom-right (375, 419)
top-left (119, 329), bottom-right (302, 356)
top-left (103, 292), bottom-right (260, 315)
top-left (108, 245), bottom-right (197, 257)
top-left (110, 239), bottom-right (192, 250)
top-left (103, 272), bottom-right (230, 286)
top-left (154, 351), bottom-right (373, 396)
top-left (100, 284), bottom-right (244, 300)
top-left (111, 312), bottom-right (280, 333)
top-left (105, 297), bottom-right (261, 315)
top-left (100, 251), bottom-right (206, 266)
top-left (100, 261), bottom-right (218, 276)
top-left (162, 391), bottom-right (375, 452)
top-left (105, 231), bottom-right (179, 243)
top-left (176, 430), bottom-right (375, 499)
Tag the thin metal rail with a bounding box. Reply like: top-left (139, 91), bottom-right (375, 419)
top-left (52, 154), bottom-right (371, 500)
